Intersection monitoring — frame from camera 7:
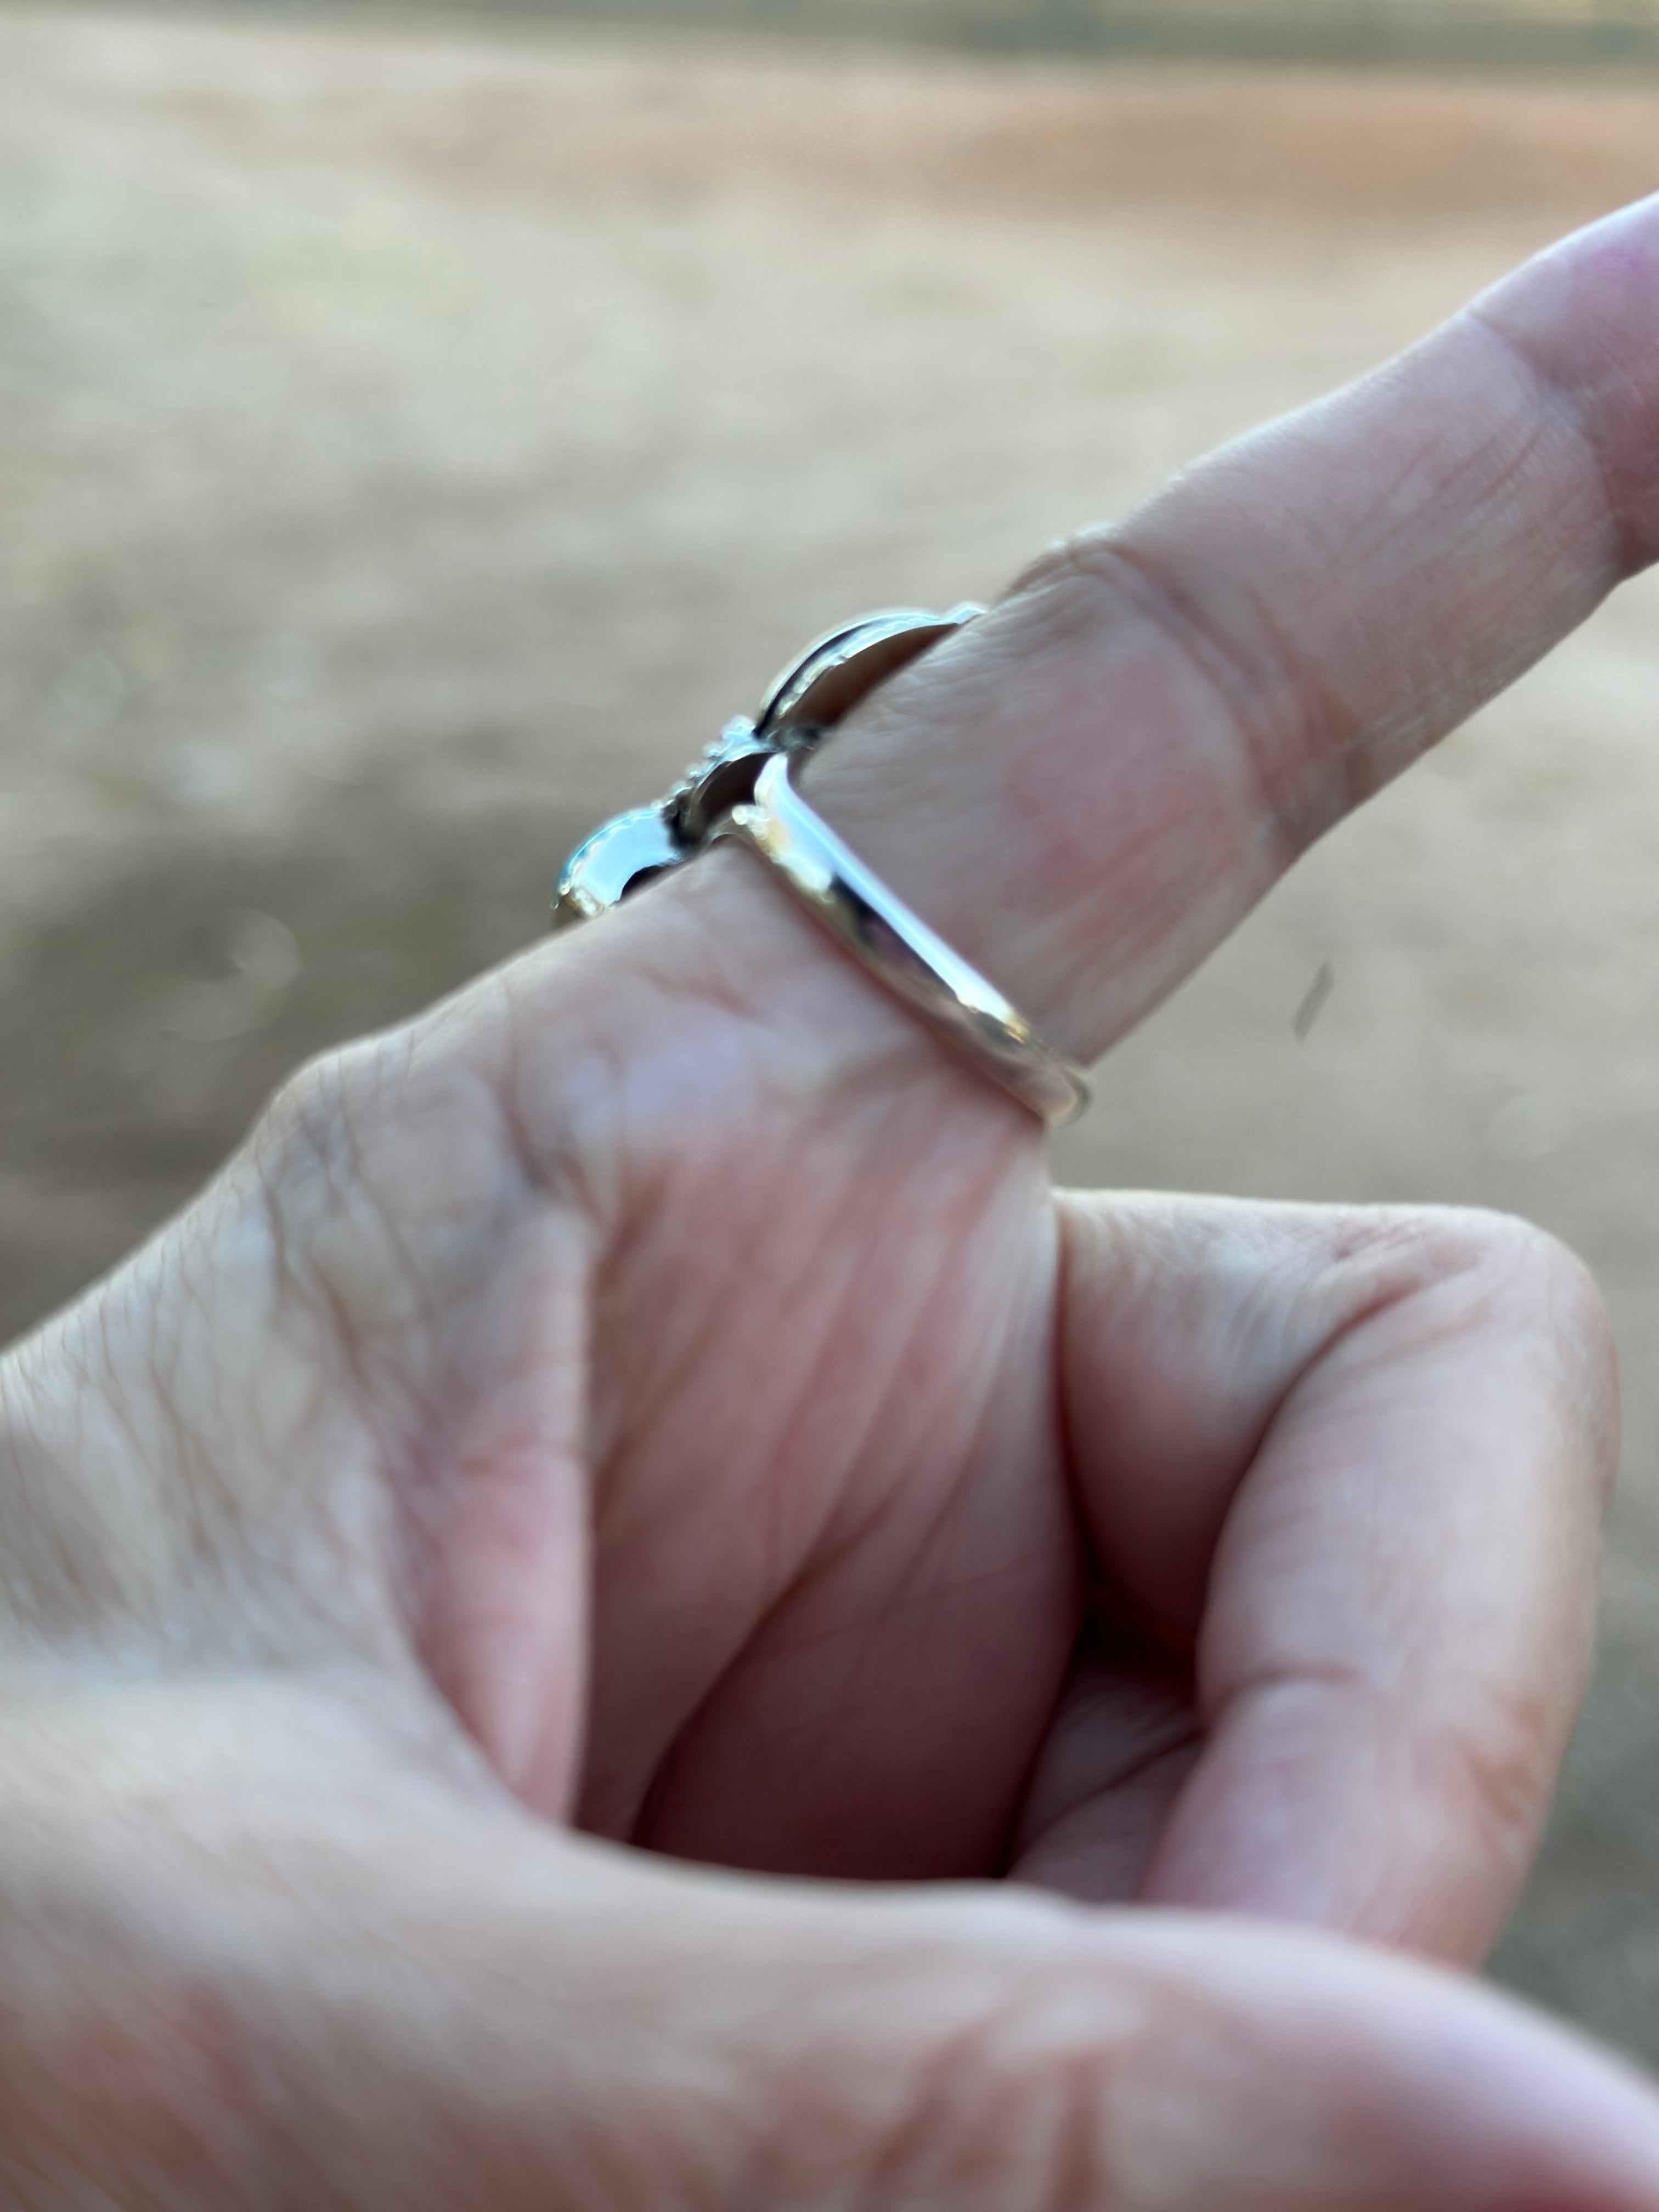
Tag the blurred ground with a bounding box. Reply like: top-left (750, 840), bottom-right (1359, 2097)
top-left (5, 3), bottom-right (1659, 2054)
top-left (158, 0), bottom-right (1659, 70)
top-left (470, 0), bottom-right (1659, 69)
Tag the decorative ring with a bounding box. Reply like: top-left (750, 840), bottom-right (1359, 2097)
top-left (551, 604), bottom-right (981, 928)
top-left (714, 752), bottom-right (1090, 1128)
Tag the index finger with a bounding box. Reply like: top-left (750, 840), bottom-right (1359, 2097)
top-left (804, 194), bottom-right (1659, 1063)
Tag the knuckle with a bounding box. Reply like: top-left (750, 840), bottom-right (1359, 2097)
top-left (245, 1024), bottom-right (533, 1356)
top-left (1004, 526), bottom-right (1198, 684)
top-left (1329, 1201), bottom-right (1608, 1353)
top-left (249, 1039), bottom-right (383, 1210)
top-left (1305, 1203), bottom-right (1618, 1508)
top-left (1431, 1208), bottom-right (1617, 1483)
top-left (1006, 522), bottom-right (1124, 612)
top-left (244, 1037), bottom-right (420, 1340)
top-left (1005, 520), bottom-right (1351, 857)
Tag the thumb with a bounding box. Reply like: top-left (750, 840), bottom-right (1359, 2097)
top-left (281, 1831), bottom-right (1659, 2212)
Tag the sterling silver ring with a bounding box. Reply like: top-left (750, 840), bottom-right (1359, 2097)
top-left (551, 602), bottom-right (1091, 1127)
top-left (714, 753), bottom-right (1090, 1127)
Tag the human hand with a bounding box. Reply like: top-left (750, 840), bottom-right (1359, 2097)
top-left (2, 199), bottom-right (1658, 2211)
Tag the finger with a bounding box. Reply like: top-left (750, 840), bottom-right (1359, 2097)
top-left (98, 1817), bottom-right (1659, 2212)
top-left (1045, 1190), bottom-right (1617, 1962)
top-left (15, 1683), bottom-right (1659, 2211)
top-left (779, 194), bottom-right (1659, 1064)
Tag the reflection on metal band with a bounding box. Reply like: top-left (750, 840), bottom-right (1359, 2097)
top-left (714, 752), bottom-right (1090, 1128)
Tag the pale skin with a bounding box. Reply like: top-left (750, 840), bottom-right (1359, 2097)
top-left (2, 198), bottom-right (1659, 2211)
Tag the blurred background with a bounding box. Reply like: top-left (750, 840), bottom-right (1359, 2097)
top-left (4, 0), bottom-right (1659, 2055)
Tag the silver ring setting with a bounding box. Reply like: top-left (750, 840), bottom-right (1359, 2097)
top-left (552, 605), bottom-right (981, 927)
top-left (551, 603), bottom-right (1091, 1127)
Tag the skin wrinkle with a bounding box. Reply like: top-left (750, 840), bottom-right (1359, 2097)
top-left (1058, 1201), bottom-right (1496, 1638)
top-left (580, 1291), bottom-right (787, 1834)
top-left (303, 1056), bottom-right (437, 1347)
top-left (847, 1344), bottom-right (1046, 1614)
top-left (429, 1336), bottom-right (592, 1769)
top-left (265, 1048), bottom-right (591, 1701)
top-left (1201, 1221), bottom-right (1550, 1692)
top-left (286, 1051), bottom-right (500, 1375)
top-left (0, 1460), bottom-right (111, 1656)
top-left (597, 1283), bottom-right (778, 1663)
top-left (606, 1093), bottom-right (800, 1418)
top-left (1334, 393), bottom-right (1562, 724)
top-left (631, 1199), bottom-right (1066, 1867)
top-left (249, 1139), bottom-right (310, 1379)
top-left (748, 1295), bottom-right (941, 1611)
top-left (386, 1215), bottom-right (585, 1692)
top-left (580, 1078), bottom-right (868, 1516)
top-left (339, 1059), bottom-right (479, 1339)
top-left (486, 969), bottom-right (606, 1246)
top-left (88, 1226), bottom-right (362, 1662)
top-left (1018, 530), bottom-right (1329, 871)
top-left (851, 1986), bottom-right (1062, 2211)
top-left (255, 1064), bottom-right (386, 1400)
top-left (627, 1150), bottom-right (1019, 1849)
top-left (801, 1124), bottom-right (1046, 1562)
top-left (1257, 1216), bottom-right (1493, 1435)
top-left (1047, 348), bottom-right (1571, 868)
top-left (151, 1224), bottom-right (247, 1589)
top-left (1051, 1201), bottom-right (1212, 1621)
top-left (1016, 1728), bottom-right (1205, 1901)
top-left (1014, 1639), bottom-right (1201, 1841)
top-left (1045, 2049), bottom-right (1120, 2212)
top-left (1150, 1678), bottom-right (1409, 1941)
top-left (598, 1059), bottom-right (1004, 1561)
top-left (77, 1289), bottom-right (188, 1639)
top-left (1340, 347), bottom-right (1544, 571)
top-left (413, 1044), bottom-right (606, 1769)
top-left (1464, 298), bottom-right (1652, 583)
top-left (860, 1947), bottom-right (1161, 2212)
top-left (732, 1528), bottom-right (1069, 1694)
top-left (528, 1009), bottom-right (636, 1301)
top-left (385, 1382), bottom-right (498, 1697)
top-left (1412, 1672), bottom-right (1562, 1920)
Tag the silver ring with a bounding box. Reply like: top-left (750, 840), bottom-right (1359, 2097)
top-left (714, 753), bottom-right (1090, 1128)
top-left (551, 604), bottom-right (981, 928)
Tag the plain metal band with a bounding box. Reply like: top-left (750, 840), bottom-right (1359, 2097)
top-left (714, 753), bottom-right (1091, 1128)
